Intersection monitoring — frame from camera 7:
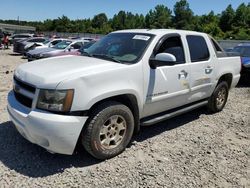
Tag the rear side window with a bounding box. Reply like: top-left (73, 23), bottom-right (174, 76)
top-left (187, 35), bottom-right (210, 62)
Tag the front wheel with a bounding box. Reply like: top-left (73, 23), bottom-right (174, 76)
top-left (207, 81), bottom-right (229, 113)
top-left (81, 101), bottom-right (134, 160)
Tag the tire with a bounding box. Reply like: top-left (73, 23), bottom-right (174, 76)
top-left (81, 101), bottom-right (134, 160)
top-left (207, 81), bottom-right (229, 113)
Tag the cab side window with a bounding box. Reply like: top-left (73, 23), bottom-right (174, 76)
top-left (156, 36), bottom-right (185, 64)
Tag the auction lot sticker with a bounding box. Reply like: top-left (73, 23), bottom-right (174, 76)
top-left (133, 35), bottom-right (150, 41)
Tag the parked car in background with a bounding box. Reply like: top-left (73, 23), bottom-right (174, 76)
top-left (24, 38), bottom-right (50, 53)
top-left (24, 38), bottom-right (67, 54)
top-left (13, 37), bottom-right (47, 54)
top-left (79, 40), bottom-right (96, 53)
top-left (231, 44), bottom-right (250, 78)
top-left (224, 47), bottom-right (234, 53)
top-left (27, 40), bottom-right (87, 61)
top-left (10, 33), bottom-right (34, 45)
top-left (68, 37), bottom-right (95, 41)
top-left (79, 37), bottom-right (96, 42)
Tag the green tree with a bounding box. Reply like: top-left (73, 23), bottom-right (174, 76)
top-left (198, 11), bottom-right (224, 38)
top-left (92, 13), bottom-right (108, 29)
top-left (145, 5), bottom-right (172, 28)
top-left (233, 3), bottom-right (250, 28)
top-left (83, 19), bottom-right (94, 33)
top-left (219, 5), bottom-right (235, 32)
top-left (124, 12), bottom-right (136, 28)
top-left (173, 0), bottom-right (194, 30)
top-left (112, 11), bottom-right (126, 30)
top-left (1, 2), bottom-right (250, 39)
top-left (54, 15), bottom-right (71, 32)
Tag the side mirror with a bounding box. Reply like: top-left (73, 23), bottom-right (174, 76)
top-left (149, 53), bottom-right (176, 69)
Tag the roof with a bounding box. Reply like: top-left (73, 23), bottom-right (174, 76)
top-left (112, 29), bottom-right (206, 36)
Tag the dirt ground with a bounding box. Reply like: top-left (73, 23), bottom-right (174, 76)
top-left (0, 47), bottom-right (249, 187)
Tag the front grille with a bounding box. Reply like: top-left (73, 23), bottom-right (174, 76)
top-left (14, 91), bottom-right (33, 108)
top-left (14, 76), bottom-right (36, 93)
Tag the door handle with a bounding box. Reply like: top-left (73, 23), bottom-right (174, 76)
top-left (178, 70), bottom-right (188, 79)
top-left (205, 66), bottom-right (213, 74)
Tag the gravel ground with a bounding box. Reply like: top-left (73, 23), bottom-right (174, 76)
top-left (0, 48), bottom-right (249, 187)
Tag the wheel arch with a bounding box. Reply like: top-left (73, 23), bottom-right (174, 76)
top-left (217, 73), bottom-right (233, 88)
top-left (87, 94), bottom-right (140, 134)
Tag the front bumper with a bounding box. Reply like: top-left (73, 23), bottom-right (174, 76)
top-left (7, 91), bottom-right (87, 155)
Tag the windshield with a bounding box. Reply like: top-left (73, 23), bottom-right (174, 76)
top-left (232, 46), bottom-right (250, 57)
top-left (84, 33), bottom-right (154, 64)
top-left (53, 40), bottom-right (72, 49)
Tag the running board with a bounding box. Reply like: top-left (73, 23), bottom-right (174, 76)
top-left (141, 100), bottom-right (208, 126)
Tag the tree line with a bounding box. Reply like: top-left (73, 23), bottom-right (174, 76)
top-left (1, 0), bottom-right (250, 39)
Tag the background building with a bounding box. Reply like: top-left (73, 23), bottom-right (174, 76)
top-left (0, 23), bottom-right (36, 35)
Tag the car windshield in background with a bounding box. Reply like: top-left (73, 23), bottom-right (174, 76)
top-left (53, 40), bottom-right (72, 49)
top-left (84, 33), bottom-right (154, 64)
top-left (232, 46), bottom-right (250, 57)
top-left (79, 41), bottom-right (95, 53)
top-left (42, 39), bottom-right (51, 45)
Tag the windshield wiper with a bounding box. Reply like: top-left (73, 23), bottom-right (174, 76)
top-left (92, 54), bottom-right (121, 63)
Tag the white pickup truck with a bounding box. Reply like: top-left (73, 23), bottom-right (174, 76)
top-left (8, 29), bottom-right (241, 159)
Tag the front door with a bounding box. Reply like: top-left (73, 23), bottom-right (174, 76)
top-left (143, 35), bottom-right (191, 117)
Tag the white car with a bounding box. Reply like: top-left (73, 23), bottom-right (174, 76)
top-left (24, 38), bottom-right (67, 52)
top-left (26, 39), bottom-right (88, 61)
top-left (8, 29), bottom-right (241, 159)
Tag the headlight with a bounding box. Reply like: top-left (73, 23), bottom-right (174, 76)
top-left (37, 89), bottom-right (74, 112)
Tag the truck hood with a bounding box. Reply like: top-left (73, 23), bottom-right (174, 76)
top-left (14, 55), bottom-right (125, 89)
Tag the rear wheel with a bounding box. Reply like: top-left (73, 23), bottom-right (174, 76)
top-left (82, 101), bottom-right (134, 160)
top-left (207, 81), bottom-right (229, 113)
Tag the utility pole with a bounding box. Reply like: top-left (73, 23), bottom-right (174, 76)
top-left (17, 16), bottom-right (20, 33)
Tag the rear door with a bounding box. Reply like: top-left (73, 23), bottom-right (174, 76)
top-left (186, 35), bottom-right (215, 103)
